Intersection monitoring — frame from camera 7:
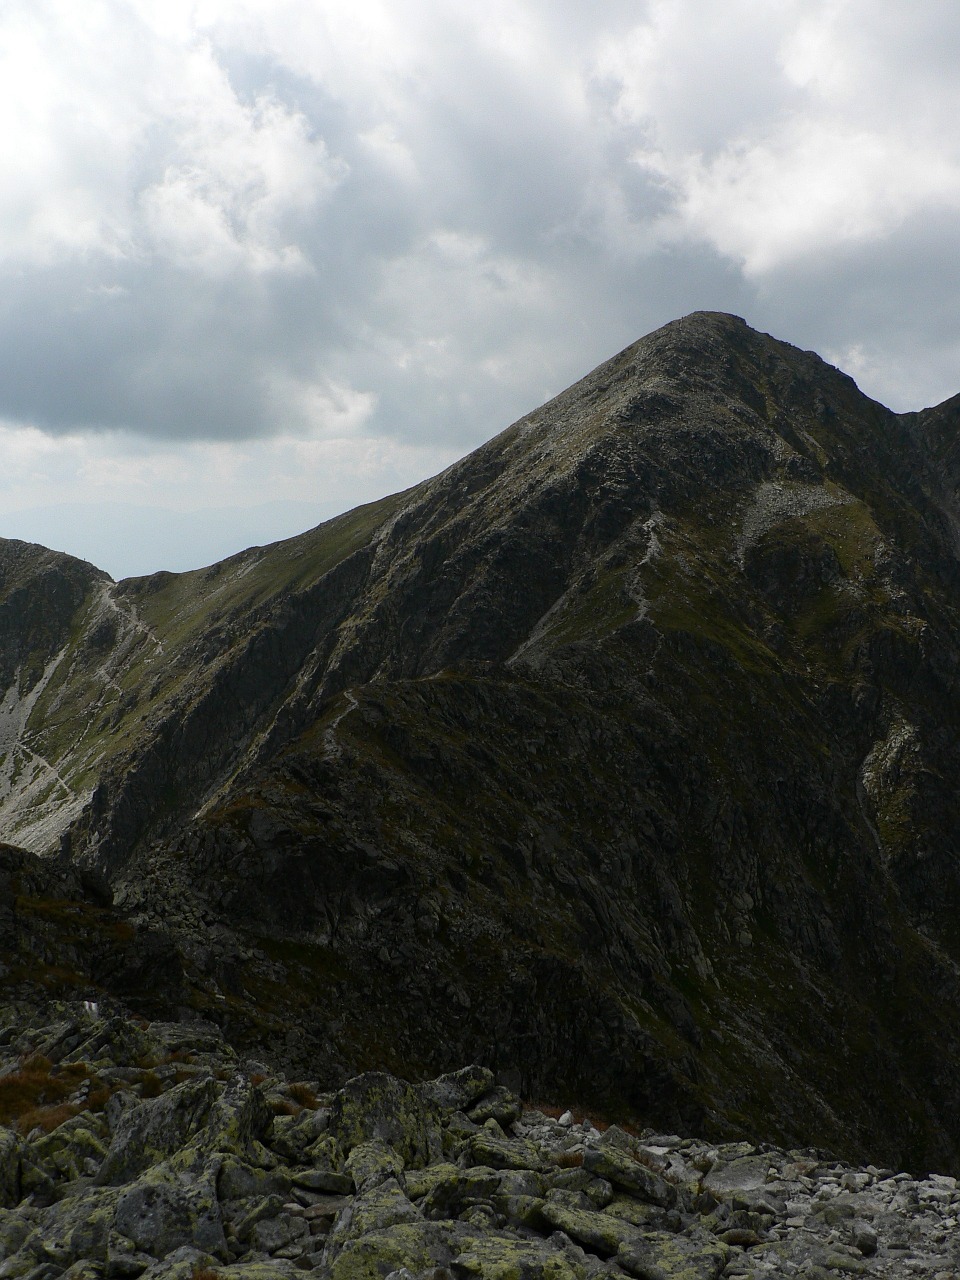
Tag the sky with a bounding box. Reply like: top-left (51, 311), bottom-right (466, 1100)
top-left (2, 0), bottom-right (960, 579)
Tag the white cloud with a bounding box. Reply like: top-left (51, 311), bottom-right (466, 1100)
top-left (646, 123), bottom-right (960, 274)
top-left (0, 414), bottom-right (461, 576)
top-left (2, 1), bottom-right (960, 570)
top-left (269, 376), bottom-right (378, 436)
top-left (598, 1), bottom-right (960, 272)
top-left (0, 0), bottom-right (342, 271)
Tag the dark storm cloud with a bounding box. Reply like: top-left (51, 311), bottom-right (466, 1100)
top-left (1, 0), bottom-right (955, 446)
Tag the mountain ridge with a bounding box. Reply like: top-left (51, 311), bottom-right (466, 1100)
top-left (5, 312), bottom-right (960, 1173)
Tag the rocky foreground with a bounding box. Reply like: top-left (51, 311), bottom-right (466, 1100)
top-left (0, 1006), bottom-right (957, 1279)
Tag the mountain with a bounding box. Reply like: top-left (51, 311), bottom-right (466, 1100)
top-left (5, 311), bottom-right (960, 1174)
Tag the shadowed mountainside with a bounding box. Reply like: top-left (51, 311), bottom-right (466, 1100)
top-left (5, 313), bottom-right (960, 1173)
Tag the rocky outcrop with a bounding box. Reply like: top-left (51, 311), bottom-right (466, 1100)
top-left (0, 1003), bottom-right (958, 1279)
top-left (0, 843), bottom-right (185, 1019)
top-left (7, 314), bottom-right (960, 1169)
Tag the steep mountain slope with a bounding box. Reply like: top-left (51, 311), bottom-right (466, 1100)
top-left (6, 312), bottom-right (960, 1173)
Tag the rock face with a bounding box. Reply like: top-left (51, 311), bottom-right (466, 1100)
top-left (1, 1002), bottom-right (959, 1280)
top-left (5, 313), bottom-right (960, 1171)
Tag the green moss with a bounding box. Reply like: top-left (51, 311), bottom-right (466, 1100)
top-left (15, 896), bottom-right (135, 942)
top-left (14, 487), bottom-right (412, 807)
top-left (529, 566), bottom-right (638, 647)
top-left (134, 488), bottom-right (410, 649)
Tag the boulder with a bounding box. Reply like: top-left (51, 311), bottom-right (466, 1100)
top-left (617, 1229), bottom-right (729, 1280)
top-left (113, 1161), bottom-right (228, 1260)
top-left (583, 1146), bottom-right (677, 1208)
top-left (97, 1077), bottom-right (219, 1184)
top-left (329, 1072), bottom-right (442, 1167)
top-left (419, 1065), bottom-right (495, 1114)
top-left (346, 1138), bottom-right (405, 1193)
top-left (0, 1127), bottom-right (20, 1208)
top-left (324, 1177), bottom-right (423, 1260)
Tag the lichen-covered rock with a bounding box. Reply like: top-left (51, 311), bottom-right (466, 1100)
top-left (0, 1206), bottom-right (31, 1259)
top-left (496, 1167), bottom-right (546, 1200)
top-left (452, 1233), bottom-right (590, 1280)
top-left (538, 1190), bottom-right (644, 1255)
top-left (106, 1225), bottom-right (155, 1276)
top-left (250, 1210), bottom-right (309, 1255)
top-left (616, 1229), bottom-right (728, 1280)
top-left (184, 1074), bottom-right (272, 1164)
top-left (9, 1184), bottom-right (120, 1273)
top-left (289, 1168), bottom-right (351, 1196)
top-left (420, 1164), bottom-right (501, 1221)
top-left (135, 1244), bottom-right (219, 1280)
top-left (96, 1076), bottom-right (219, 1184)
top-left (25, 1112), bottom-right (108, 1185)
top-left (61, 1016), bottom-right (152, 1069)
top-left (330, 1072), bottom-right (442, 1168)
top-left (547, 1166), bottom-right (614, 1210)
top-left (269, 1104), bottom-right (329, 1163)
top-left (403, 1160), bottom-right (462, 1202)
top-left (0, 1127), bottom-right (20, 1207)
top-left (582, 1145), bottom-right (677, 1208)
top-left (466, 1085), bottom-right (523, 1127)
top-left (113, 1160), bottom-right (228, 1260)
top-left (216, 1264), bottom-right (302, 1274)
top-left (58, 1262), bottom-right (104, 1280)
top-left (603, 1194), bottom-right (667, 1231)
top-left (229, 1190), bottom-right (287, 1244)
top-left (324, 1176), bottom-right (422, 1257)
top-left (469, 1128), bottom-right (547, 1172)
top-left (701, 1153), bottom-right (768, 1196)
top-left (346, 1138), bottom-right (404, 1192)
top-left (419, 1065), bottom-right (495, 1114)
top-left (324, 1220), bottom-right (467, 1280)
top-left (304, 1131), bottom-right (345, 1171)
top-left (1, 1010), bottom-right (959, 1280)
top-left (208, 1266), bottom-right (301, 1280)
top-left (217, 1154), bottom-right (293, 1202)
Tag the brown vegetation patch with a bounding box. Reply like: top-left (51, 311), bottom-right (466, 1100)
top-left (16, 1101), bottom-right (79, 1135)
top-left (287, 1082), bottom-right (319, 1109)
top-left (553, 1151), bottom-right (584, 1168)
top-left (139, 1071), bottom-right (163, 1098)
top-left (0, 1054), bottom-right (112, 1134)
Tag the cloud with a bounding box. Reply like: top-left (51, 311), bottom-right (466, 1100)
top-left (596, 1), bottom-right (960, 274)
top-left (1, 1), bottom-right (960, 569)
top-left (0, 412), bottom-right (460, 577)
top-left (0, 1), bottom-right (342, 271)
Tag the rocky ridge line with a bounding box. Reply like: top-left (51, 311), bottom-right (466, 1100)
top-left (9, 313), bottom-right (960, 1168)
top-left (0, 1004), bottom-right (957, 1280)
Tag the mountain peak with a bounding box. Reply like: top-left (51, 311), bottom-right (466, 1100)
top-left (5, 317), bottom-right (960, 1172)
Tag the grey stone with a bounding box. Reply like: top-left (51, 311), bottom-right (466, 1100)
top-left (96, 1078), bottom-right (219, 1185)
top-left (251, 1212), bottom-right (309, 1255)
top-left (465, 1087), bottom-right (522, 1128)
top-left (419, 1067), bottom-right (495, 1115)
top-left (330, 1074), bottom-right (442, 1168)
top-left (0, 1128), bottom-right (21, 1208)
top-left (617, 1229), bottom-right (728, 1280)
top-left (346, 1139), bottom-right (405, 1193)
top-left (114, 1164), bottom-right (227, 1260)
top-left (582, 1147), bottom-right (676, 1208)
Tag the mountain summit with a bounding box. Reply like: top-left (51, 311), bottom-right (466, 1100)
top-left (5, 312), bottom-right (960, 1172)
